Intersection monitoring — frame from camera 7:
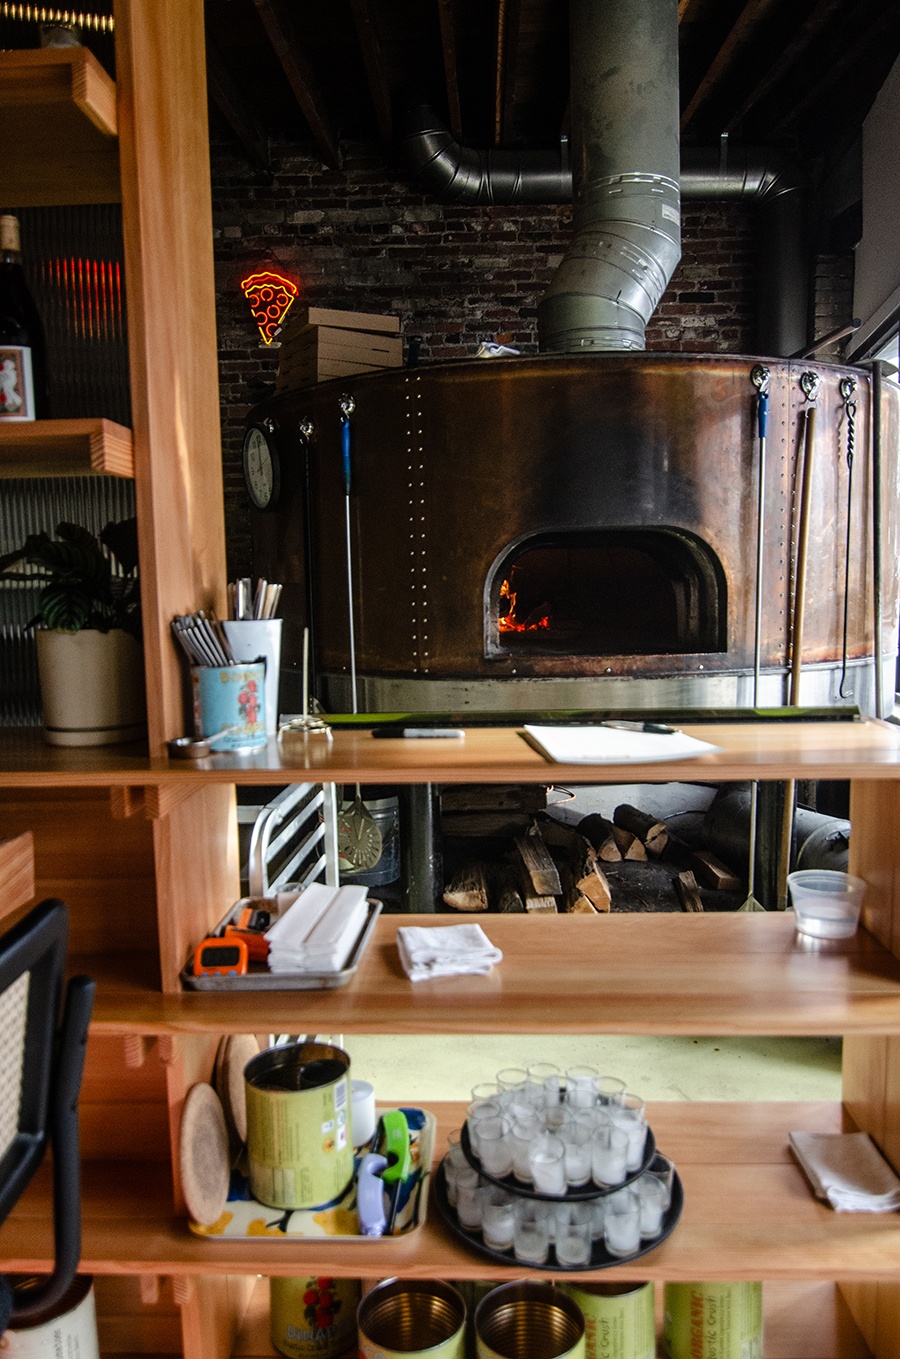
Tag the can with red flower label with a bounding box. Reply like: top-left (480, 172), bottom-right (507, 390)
top-left (270, 1276), bottom-right (360, 1359)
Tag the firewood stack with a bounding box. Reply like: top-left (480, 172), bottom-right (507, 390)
top-left (440, 789), bottom-right (743, 915)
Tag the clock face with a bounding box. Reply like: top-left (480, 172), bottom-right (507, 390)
top-left (242, 424), bottom-right (280, 510)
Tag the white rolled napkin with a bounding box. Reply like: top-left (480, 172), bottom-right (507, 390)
top-left (397, 923), bottom-right (502, 982)
top-left (789, 1131), bottom-right (900, 1212)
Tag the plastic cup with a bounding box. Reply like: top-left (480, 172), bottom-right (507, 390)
top-left (787, 869), bottom-right (866, 939)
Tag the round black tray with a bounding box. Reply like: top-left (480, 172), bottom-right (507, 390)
top-left (434, 1156), bottom-right (683, 1272)
top-left (460, 1120), bottom-right (657, 1201)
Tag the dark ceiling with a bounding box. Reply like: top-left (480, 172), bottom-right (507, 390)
top-left (202, 0), bottom-right (900, 184)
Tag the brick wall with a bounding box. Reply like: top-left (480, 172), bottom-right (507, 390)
top-left (211, 135), bottom-right (848, 574)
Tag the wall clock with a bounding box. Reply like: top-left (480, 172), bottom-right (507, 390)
top-left (242, 421), bottom-right (281, 510)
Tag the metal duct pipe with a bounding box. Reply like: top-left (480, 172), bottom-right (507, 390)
top-left (538, 0), bottom-right (682, 352)
top-left (399, 130), bottom-right (808, 357)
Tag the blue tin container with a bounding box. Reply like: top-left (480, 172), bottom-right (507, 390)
top-left (191, 662), bottom-right (267, 751)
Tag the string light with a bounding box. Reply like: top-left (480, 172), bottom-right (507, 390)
top-left (0, 5), bottom-right (113, 32)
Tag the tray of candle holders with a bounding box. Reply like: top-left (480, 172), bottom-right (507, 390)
top-left (433, 1155), bottom-right (683, 1272)
top-left (181, 895), bottom-right (382, 991)
top-left (459, 1121), bottom-right (656, 1200)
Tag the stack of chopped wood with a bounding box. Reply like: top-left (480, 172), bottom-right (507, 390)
top-left (441, 794), bottom-right (742, 915)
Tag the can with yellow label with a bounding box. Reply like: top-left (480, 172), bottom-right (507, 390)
top-left (270, 1276), bottom-right (360, 1359)
top-left (562, 1281), bottom-right (655, 1359)
top-left (663, 1282), bottom-right (763, 1359)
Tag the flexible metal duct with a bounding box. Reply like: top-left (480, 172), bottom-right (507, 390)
top-left (537, 0), bottom-right (681, 352)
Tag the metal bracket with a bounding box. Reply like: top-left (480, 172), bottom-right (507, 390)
top-left (339, 394), bottom-right (356, 420)
top-left (800, 370), bottom-right (820, 402)
top-left (751, 363), bottom-right (770, 394)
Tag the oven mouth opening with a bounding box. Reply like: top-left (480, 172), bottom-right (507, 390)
top-left (486, 528), bottom-right (728, 658)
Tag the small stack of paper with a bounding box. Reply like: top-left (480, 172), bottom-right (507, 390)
top-left (265, 882), bottom-right (369, 973)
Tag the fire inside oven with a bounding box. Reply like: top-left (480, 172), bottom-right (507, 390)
top-left (488, 529), bottom-right (728, 657)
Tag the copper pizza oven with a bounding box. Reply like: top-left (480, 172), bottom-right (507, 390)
top-left (249, 351), bottom-right (900, 714)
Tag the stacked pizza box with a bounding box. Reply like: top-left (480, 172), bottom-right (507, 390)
top-left (275, 306), bottom-right (402, 392)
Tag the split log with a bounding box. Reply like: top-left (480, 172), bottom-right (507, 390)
top-left (524, 895), bottom-right (558, 913)
top-left (575, 813), bottom-right (622, 861)
top-left (442, 811), bottom-right (536, 839)
top-left (512, 825), bottom-right (562, 896)
top-left (610, 824), bottom-right (647, 860)
top-left (443, 860), bottom-right (489, 911)
top-left (690, 849), bottom-right (741, 892)
top-left (537, 816), bottom-right (612, 911)
top-left (493, 866), bottom-right (526, 913)
top-left (673, 869), bottom-right (704, 912)
top-left (558, 863), bottom-right (598, 914)
top-left (614, 804), bottom-right (668, 857)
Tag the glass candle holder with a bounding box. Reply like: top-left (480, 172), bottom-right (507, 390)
top-left (528, 1131), bottom-right (567, 1196)
top-left (565, 1063), bottom-right (600, 1108)
top-left (510, 1118), bottom-right (537, 1183)
top-left (591, 1125), bottom-right (629, 1186)
top-left (513, 1198), bottom-right (551, 1265)
top-left (481, 1187), bottom-right (516, 1251)
top-left (603, 1186), bottom-right (641, 1258)
top-left (562, 1123), bottom-right (593, 1187)
top-left (637, 1172), bottom-right (667, 1238)
top-left (476, 1114), bottom-right (514, 1178)
top-left (594, 1074), bottom-right (627, 1106)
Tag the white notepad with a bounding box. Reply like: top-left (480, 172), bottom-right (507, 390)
top-left (521, 724), bottom-right (722, 765)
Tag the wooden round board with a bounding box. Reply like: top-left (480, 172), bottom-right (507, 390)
top-left (180, 1082), bottom-right (231, 1227)
top-left (221, 1034), bottom-right (260, 1145)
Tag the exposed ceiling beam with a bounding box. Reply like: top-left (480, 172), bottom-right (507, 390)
top-left (721, 0), bottom-right (845, 135)
top-left (251, 0), bottom-right (340, 168)
top-left (773, 2), bottom-right (900, 135)
top-left (350, 0), bottom-right (393, 140)
top-left (680, 0), bottom-right (782, 132)
top-left (205, 35), bottom-right (271, 175)
top-left (437, 0), bottom-right (464, 139)
top-left (496, 0), bottom-right (522, 146)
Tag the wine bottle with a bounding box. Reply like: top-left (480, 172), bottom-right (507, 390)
top-left (0, 213), bottom-right (48, 421)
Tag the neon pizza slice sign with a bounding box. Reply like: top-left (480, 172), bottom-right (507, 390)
top-left (240, 270), bottom-right (299, 344)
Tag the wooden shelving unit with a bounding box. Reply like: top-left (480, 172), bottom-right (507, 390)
top-left (1, 4), bottom-right (899, 1356)
top-left (0, 47), bottom-right (119, 205)
top-left (0, 417), bottom-right (134, 478)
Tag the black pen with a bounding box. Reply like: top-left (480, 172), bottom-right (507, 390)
top-left (372, 727), bottom-right (464, 739)
top-left (601, 720), bottom-right (676, 735)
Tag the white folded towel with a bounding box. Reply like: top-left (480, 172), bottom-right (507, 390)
top-left (266, 882), bottom-right (369, 973)
top-left (789, 1131), bottom-right (900, 1212)
top-left (397, 923), bottom-right (502, 983)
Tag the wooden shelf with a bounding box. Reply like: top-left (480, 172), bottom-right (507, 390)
top-left (1, 1102), bottom-right (897, 1291)
top-left (1, 718), bottom-right (900, 786)
top-left (0, 47), bottom-right (119, 205)
top-left (81, 912), bottom-right (900, 1039)
top-left (0, 418), bottom-right (134, 478)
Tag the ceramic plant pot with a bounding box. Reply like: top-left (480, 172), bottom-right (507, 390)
top-left (36, 628), bottom-right (146, 746)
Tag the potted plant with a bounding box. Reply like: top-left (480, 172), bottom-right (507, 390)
top-left (0, 518), bottom-right (146, 746)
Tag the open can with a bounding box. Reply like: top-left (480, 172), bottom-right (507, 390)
top-left (244, 1041), bottom-right (353, 1209)
top-left (358, 1279), bottom-right (467, 1359)
top-left (474, 1282), bottom-right (586, 1359)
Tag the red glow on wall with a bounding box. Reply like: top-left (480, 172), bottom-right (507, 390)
top-left (240, 270), bottom-right (299, 344)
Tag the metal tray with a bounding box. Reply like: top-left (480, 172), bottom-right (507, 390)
top-left (433, 1155), bottom-right (683, 1272)
top-left (181, 897), bottom-right (382, 991)
top-left (189, 1106), bottom-right (435, 1242)
top-left (459, 1119), bottom-right (656, 1200)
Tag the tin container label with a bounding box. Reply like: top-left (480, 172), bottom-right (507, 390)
top-left (563, 1282), bottom-right (655, 1359)
top-left (192, 663), bottom-right (267, 751)
top-left (663, 1282), bottom-right (763, 1359)
top-left (270, 1276), bottom-right (359, 1359)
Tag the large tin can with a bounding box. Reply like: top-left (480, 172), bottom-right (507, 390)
top-left (244, 1041), bottom-right (353, 1209)
top-left (562, 1281), bottom-right (655, 1359)
top-left (358, 1279), bottom-right (466, 1359)
top-left (270, 1276), bottom-right (360, 1359)
top-left (4, 1275), bottom-right (99, 1359)
top-left (663, 1282), bottom-right (763, 1359)
top-left (474, 1282), bottom-right (585, 1359)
